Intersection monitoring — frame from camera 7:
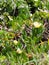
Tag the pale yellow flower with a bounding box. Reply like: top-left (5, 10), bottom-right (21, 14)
top-left (17, 48), bottom-right (22, 54)
top-left (33, 22), bottom-right (42, 28)
top-left (34, 0), bottom-right (38, 1)
top-left (13, 40), bottom-right (18, 45)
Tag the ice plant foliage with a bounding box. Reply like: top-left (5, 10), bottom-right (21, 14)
top-left (0, 0), bottom-right (49, 65)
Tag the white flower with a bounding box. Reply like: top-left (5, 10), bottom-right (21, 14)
top-left (17, 48), bottom-right (22, 54)
top-left (48, 0), bottom-right (49, 2)
top-left (34, 0), bottom-right (38, 1)
top-left (0, 15), bottom-right (4, 20)
top-left (18, 4), bottom-right (28, 9)
top-left (13, 40), bottom-right (18, 45)
top-left (47, 54), bottom-right (49, 58)
top-left (0, 8), bottom-right (2, 10)
top-left (30, 14), bottom-right (32, 17)
top-left (33, 22), bottom-right (42, 28)
top-left (18, 4), bottom-right (25, 8)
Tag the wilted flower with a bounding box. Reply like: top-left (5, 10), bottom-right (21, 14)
top-left (48, 39), bottom-right (49, 45)
top-left (40, 41), bottom-right (44, 45)
top-left (26, 53), bottom-right (32, 58)
top-left (8, 28), bottom-right (13, 32)
top-left (17, 48), bottom-right (22, 54)
top-left (38, 8), bottom-right (49, 13)
top-left (13, 40), bottom-right (18, 45)
top-left (0, 25), bottom-right (2, 30)
top-left (8, 16), bottom-right (13, 21)
top-left (33, 22), bottom-right (42, 28)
